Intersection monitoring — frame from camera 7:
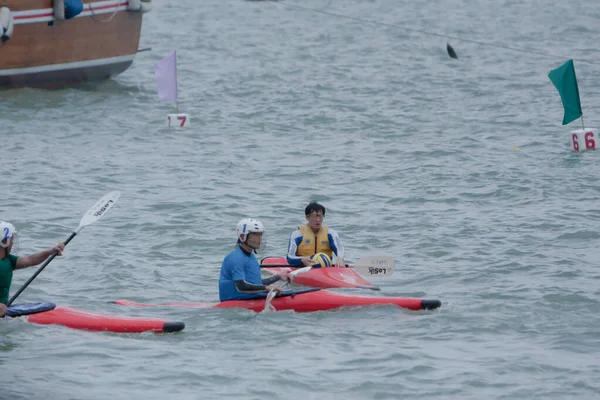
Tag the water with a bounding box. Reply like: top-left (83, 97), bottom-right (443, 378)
top-left (2, 0), bottom-right (600, 398)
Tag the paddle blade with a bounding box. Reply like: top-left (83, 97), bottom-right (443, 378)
top-left (351, 256), bottom-right (395, 277)
top-left (447, 43), bottom-right (458, 59)
top-left (77, 191), bottom-right (121, 233)
top-left (263, 289), bottom-right (278, 312)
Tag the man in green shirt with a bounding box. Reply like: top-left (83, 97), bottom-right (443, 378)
top-left (1, 221), bottom-right (65, 317)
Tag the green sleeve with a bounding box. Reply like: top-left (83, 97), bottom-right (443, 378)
top-left (8, 254), bottom-right (19, 269)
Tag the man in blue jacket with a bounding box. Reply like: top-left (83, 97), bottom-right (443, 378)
top-left (219, 218), bottom-right (290, 302)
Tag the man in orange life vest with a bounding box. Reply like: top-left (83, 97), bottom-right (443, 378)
top-left (286, 202), bottom-right (345, 267)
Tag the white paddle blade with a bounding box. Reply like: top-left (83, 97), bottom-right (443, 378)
top-left (352, 256), bottom-right (395, 277)
top-left (263, 289), bottom-right (278, 312)
top-left (289, 266), bottom-right (312, 280)
top-left (77, 191), bottom-right (121, 232)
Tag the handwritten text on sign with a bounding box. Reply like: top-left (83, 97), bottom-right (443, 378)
top-left (368, 267), bottom-right (388, 275)
top-left (364, 256), bottom-right (394, 275)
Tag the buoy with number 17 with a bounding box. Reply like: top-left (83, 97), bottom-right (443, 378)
top-left (154, 51), bottom-right (190, 128)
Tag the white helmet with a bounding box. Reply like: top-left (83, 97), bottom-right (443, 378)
top-left (236, 218), bottom-right (264, 243)
top-left (0, 221), bottom-right (16, 249)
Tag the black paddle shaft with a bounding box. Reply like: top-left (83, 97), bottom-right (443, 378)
top-left (7, 231), bottom-right (77, 307)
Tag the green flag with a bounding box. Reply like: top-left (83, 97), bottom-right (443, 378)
top-left (548, 60), bottom-right (582, 125)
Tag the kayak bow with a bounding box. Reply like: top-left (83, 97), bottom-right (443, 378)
top-left (261, 257), bottom-right (380, 290)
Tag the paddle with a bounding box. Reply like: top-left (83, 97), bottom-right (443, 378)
top-left (7, 191), bottom-right (121, 307)
top-left (261, 256), bottom-right (395, 277)
top-left (289, 266), bottom-right (312, 279)
top-left (263, 266), bottom-right (312, 309)
top-left (263, 289), bottom-right (278, 312)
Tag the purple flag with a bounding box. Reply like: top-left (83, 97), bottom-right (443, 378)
top-left (154, 51), bottom-right (178, 102)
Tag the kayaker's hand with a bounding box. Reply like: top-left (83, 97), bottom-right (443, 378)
top-left (0, 303), bottom-right (7, 318)
top-left (336, 257), bottom-right (345, 267)
top-left (265, 285), bottom-right (282, 294)
top-left (276, 271), bottom-right (291, 283)
top-left (301, 256), bottom-right (312, 266)
top-left (51, 242), bottom-right (66, 256)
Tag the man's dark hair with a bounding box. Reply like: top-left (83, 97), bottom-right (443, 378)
top-left (305, 202), bottom-right (326, 216)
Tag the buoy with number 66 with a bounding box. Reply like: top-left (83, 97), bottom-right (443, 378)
top-left (570, 129), bottom-right (596, 152)
top-left (549, 61), bottom-right (596, 153)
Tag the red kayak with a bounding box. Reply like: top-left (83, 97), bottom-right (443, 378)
top-left (8, 303), bottom-right (185, 333)
top-left (114, 288), bottom-right (441, 313)
top-left (261, 257), bottom-right (380, 290)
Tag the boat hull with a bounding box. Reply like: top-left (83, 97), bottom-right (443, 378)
top-left (261, 257), bottom-right (380, 290)
top-left (9, 303), bottom-right (185, 333)
top-left (0, 1), bottom-right (143, 88)
top-left (114, 289), bottom-right (442, 313)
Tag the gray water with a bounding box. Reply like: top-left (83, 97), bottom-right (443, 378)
top-left (2, 0), bottom-right (600, 399)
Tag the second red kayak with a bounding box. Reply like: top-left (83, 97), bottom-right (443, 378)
top-left (114, 288), bottom-right (442, 313)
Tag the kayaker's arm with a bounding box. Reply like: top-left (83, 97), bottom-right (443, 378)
top-left (328, 229), bottom-right (345, 267)
top-left (262, 275), bottom-right (281, 286)
top-left (286, 230), bottom-right (305, 266)
top-left (234, 280), bottom-right (269, 293)
top-left (14, 243), bottom-right (65, 270)
top-left (234, 274), bottom-right (285, 293)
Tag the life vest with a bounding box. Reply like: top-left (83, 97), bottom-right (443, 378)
top-left (297, 224), bottom-right (332, 257)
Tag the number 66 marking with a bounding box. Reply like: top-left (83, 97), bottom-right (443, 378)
top-left (572, 132), bottom-right (596, 151)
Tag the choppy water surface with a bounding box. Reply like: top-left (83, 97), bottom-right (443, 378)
top-left (2, 0), bottom-right (600, 399)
